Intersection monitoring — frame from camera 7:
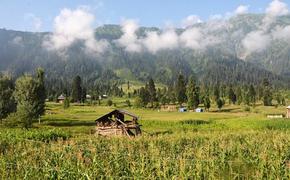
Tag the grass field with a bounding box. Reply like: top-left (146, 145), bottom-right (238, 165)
top-left (1, 100), bottom-right (290, 179)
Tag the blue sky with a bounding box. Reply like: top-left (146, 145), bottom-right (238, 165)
top-left (1, 0), bottom-right (290, 31)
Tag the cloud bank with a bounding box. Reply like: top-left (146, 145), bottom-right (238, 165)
top-left (181, 15), bottom-right (202, 28)
top-left (116, 1), bottom-right (290, 55)
top-left (234, 5), bottom-right (249, 15)
top-left (241, 0), bottom-right (289, 57)
top-left (43, 7), bottom-right (108, 54)
top-left (115, 19), bottom-right (220, 53)
top-left (42, 0), bottom-right (290, 58)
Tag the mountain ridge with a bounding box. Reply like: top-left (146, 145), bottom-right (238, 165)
top-left (0, 14), bottom-right (290, 88)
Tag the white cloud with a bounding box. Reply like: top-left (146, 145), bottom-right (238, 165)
top-left (11, 36), bottom-right (23, 45)
top-left (234, 5), bottom-right (249, 15)
top-left (242, 30), bottom-right (271, 55)
top-left (272, 25), bottom-right (290, 41)
top-left (142, 29), bottom-right (179, 53)
top-left (266, 0), bottom-right (289, 17)
top-left (263, 0), bottom-right (289, 29)
top-left (43, 7), bottom-right (108, 54)
top-left (116, 17), bottom-right (222, 53)
top-left (209, 14), bottom-right (223, 20)
top-left (241, 0), bottom-right (289, 56)
top-left (24, 13), bottom-right (42, 31)
top-left (179, 28), bottom-right (203, 49)
top-left (181, 15), bottom-right (202, 28)
top-left (115, 19), bottom-right (142, 52)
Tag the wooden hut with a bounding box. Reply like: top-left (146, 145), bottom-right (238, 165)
top-left (95, 109), bottom-right (141, 137)
top-left (287, 106), bottom-right (290, 118)
top-left (57, 94), bottom-right (65, 103)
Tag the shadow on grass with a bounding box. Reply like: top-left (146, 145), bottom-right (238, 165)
top-left (180, 119), bottom-right (211, 125)
top-left (44, 120), bottom-right (95, 127)
top-left (147, 130), bottom-right (173, 136)
top-left (211, 108), bottom-right (240, 113)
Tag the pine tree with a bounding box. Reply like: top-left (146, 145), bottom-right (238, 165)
top-left (217, 98), bottom-right (224, 111)
top-left (176, 74), bottom-right (187, 106)
top-left (35, 68), bottom-right (46, 116)
top-left (262, 79), bottom-right (272, 106)
top-left (236, 86), bottom-right (243, 105)
top-left (148, 78), bottom-right (157, 107)
top-left (81, 87), bottom-right (87, 103)
top-left (72, 76), bottom-right (82, 103)
top-left (203, 95), bottom-right (211, 112)
top-left (248, 84), bottom-right (256, 106)
top-left (139, 87), bottom-right (150, 107)
top-left (213, 85), bottom-right (220, 103)
top-left (228, 86), bottom-right (236, 105)
top-left (187, 76), bottom-right (199, 110)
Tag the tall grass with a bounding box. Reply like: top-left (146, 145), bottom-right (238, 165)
top-left (0, 129), bottom-right (290, 179)
top-left (1, 103), bottom-right (290, 178)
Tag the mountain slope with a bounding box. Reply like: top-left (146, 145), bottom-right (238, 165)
top-left (0, 14), bottom-right (290, 88)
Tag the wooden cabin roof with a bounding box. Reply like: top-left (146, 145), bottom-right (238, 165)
top-left (95, 109), bottom-right (138, 122)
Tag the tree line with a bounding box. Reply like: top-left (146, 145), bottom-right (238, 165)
top-left (134, 75), bottom-right (286, 111)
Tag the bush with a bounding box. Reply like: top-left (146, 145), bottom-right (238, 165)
top-left (63, 97), bottom-right (70, 109)
top-left (107, 99), bottom-right (113, 106)
top-left (244, 106), bottom-right (251, 112)
top-left (125, 100), bottom-right (131, 107)
top-left (134, 97), bottom-right (143, 108)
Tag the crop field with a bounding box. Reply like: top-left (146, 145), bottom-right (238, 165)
top-left (1, 102), bottom-right (290, 179)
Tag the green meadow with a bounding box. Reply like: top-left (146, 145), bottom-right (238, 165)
top-left (1, 101), bottom-right (290, 179)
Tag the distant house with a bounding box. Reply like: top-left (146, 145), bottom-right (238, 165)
top-left (57, 94), bottom-right (65, 103)
top-left (287, 106), bottom-right (290, 118)
top-left (179, 107), bottom-right (187, 112)
top-left (86, 94), bottom-right (92, 100)
top-left (160, 105), bottom-right (177, 112)
top-left (98, 94), bottom-right (108, 100)
top-left (195, 108), bottom-right (204, 113)
top-left (267, 114), bottom-right (284, 119)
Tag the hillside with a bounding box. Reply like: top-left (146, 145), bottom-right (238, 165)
top-left (0, 14), bottom-right (290, 88)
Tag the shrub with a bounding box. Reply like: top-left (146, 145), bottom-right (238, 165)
top-left (134, 97), bottom-right (143, 108)
top-left (244, 106), bottom-right (251, 112)
top-left (125, 100), bottom-right (131, 107)
top-left (107, 99), bottom-right (113, 106)
top-left (63, 97), bottom-right (70, 109)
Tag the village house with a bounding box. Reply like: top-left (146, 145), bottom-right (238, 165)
top-left (86, 94), bottom-right (92, 100)
top-left (160, 105), bottom-right (177, 112)
top-left (95, 109), bottom-right (141, 137)
top-left (57, 94), bottom-right (65, 103)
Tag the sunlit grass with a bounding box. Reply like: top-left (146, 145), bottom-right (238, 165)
top-left (1, 101), bottom-right (290, 178)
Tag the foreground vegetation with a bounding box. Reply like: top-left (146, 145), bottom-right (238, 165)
top-left (1, 102), bottom-right (290, 179)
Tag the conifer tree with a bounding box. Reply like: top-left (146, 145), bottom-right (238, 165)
top-left (148, 78), bottom-right (157, 107)
top-left (187, 76), bottom-right (199, 110)
top-left (228, 86), bottom-right (236, 105)
top-left (72, 75), bottom-right (82, 103)
top-left (176, 74), bottom-right (187, 106)
top-left (248, 84), bottom-right (256, 106)
top-left (262, 79), bottom-right (272, 106)
top-left (203, 95), bottom-right (211, 112)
